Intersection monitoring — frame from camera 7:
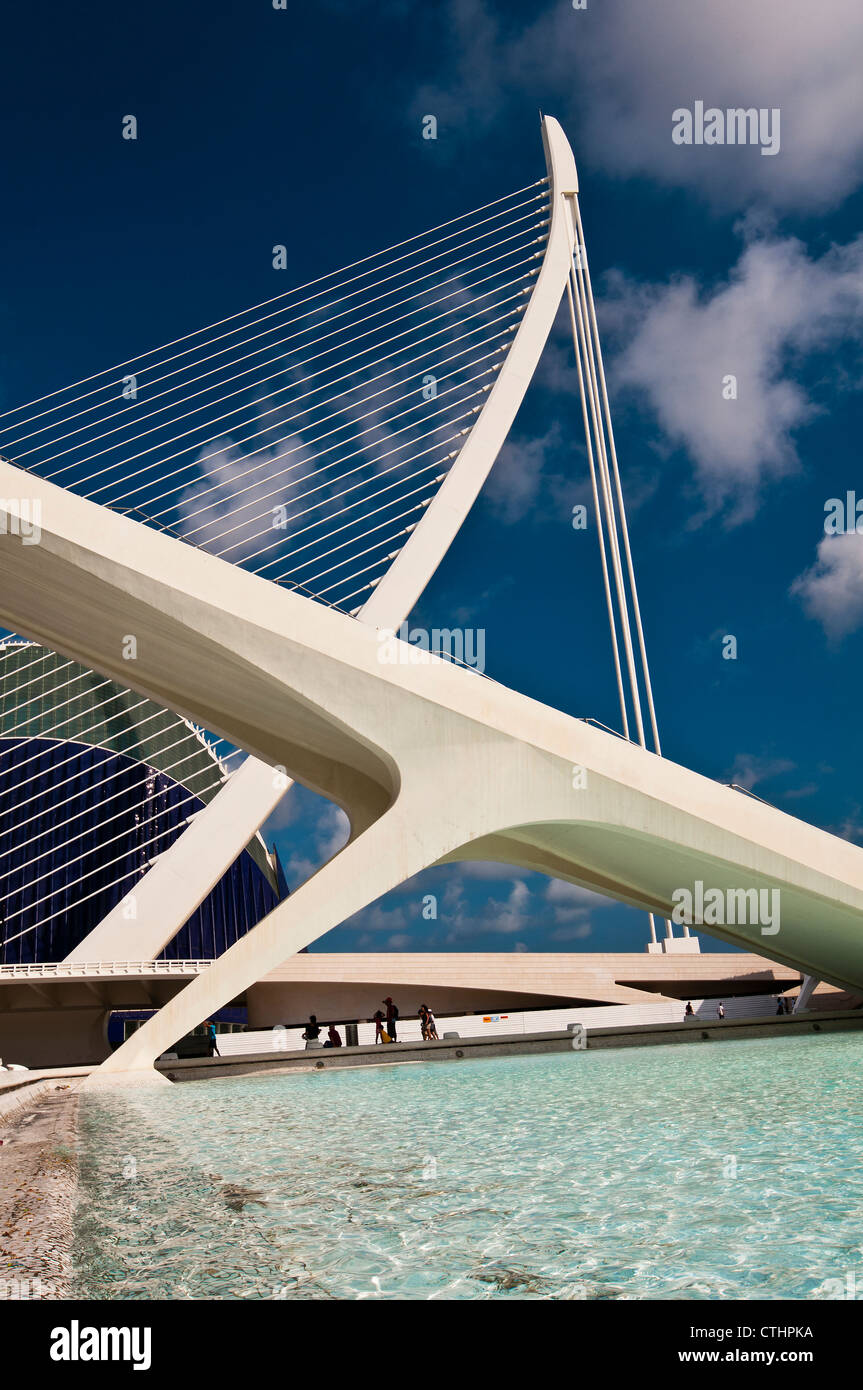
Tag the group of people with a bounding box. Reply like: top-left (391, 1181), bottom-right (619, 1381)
top-left (372, 995), bottom-right (400, 1042)
top-left (372, 997), bottom-right (440, 1042)
top-left (418, 1003), bottom-right (439, 1041)
top-left (298, 995), bottom-right (443, 1049)
top-left (301, 1015), bottom-right (343, 1048)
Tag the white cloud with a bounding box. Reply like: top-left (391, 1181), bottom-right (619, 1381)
top-left (282, 853), bottom-right (317, 885)
top-left (605, 235), bottom-right (863, 520)
top-left (341, 872), bottom-right (529, 938)
top-left (315, 803), bottom-right (351, 860)
top-left (177, 433), bottom-right (315, 564)
top-left (357, 903), bottom-right (409, 932)
top-left (418, 0), bottom-right (863, 212)
top-left (484, 422), bottom-right (566, 524)
top-left (792, 532), bottom-right (863, 639)
top-left (426, 871), bottom-right (616, 945)
top-left (565, 0), bottom-right (863, 211)
top-left (545, 879), bottom-right (611, 908)
top-left (549, 923), bottom-right (593, 943)
top-left (260, 786), bottom-right (303, 834)
top-left (486, 878), bottom-right (532, 934)
top-left (728, 754), bottom-right (795, 792)
top-left (831, 808), bottom-right (863, 844)
top-left (435, 874), bottom-right (539, 943)
top-left (544, 878), bottom-right (611, 925)
top-left (281, 801), bottom-right (351, 886)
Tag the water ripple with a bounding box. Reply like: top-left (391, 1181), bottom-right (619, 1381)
top-left (72, 1033), bottom-right (863, 1299)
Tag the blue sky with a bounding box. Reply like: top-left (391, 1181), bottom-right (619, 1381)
top-left (2, 0), bottom-right (862, 955)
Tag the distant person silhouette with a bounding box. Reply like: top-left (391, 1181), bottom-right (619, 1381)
top-left (302, 1015), bottom-right (322, 1047)
top-left (383, 995), bottom-right (399, 1042)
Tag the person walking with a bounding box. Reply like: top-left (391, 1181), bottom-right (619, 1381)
top-left (205, 1019), bottom-right (220, 1057)
top-left (717, 1002), bottom-right (726, 1020)
top-left (383, 995), bottom-right (399, 1042)
top-left (418, 1005), bottom-right (429, 1040)
top-left (373, 1009), bottom-right (385, 1044)
top-left (424, 1004), bottom-right (439, 1040)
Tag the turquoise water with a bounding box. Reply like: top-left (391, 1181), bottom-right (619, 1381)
top-left (72, 1034), bottom-right (863, 1299)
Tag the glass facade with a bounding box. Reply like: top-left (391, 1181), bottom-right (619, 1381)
top-left (0, 643), bottom-right (285, 964)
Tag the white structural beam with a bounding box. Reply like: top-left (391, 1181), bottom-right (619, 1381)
top-left (793, 975), bottom-right (819, 1013)
top-left (63, 116), bottom-right (579, 965)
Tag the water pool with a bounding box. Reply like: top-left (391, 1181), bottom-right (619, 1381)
top-left (72, 1033), bottom-right (863, 1299)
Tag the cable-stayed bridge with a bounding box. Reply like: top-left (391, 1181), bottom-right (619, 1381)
top-left (0, 117), bottom-right (860, 1080)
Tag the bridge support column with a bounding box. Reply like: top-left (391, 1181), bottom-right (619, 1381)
top-left (86, 790), bottom-right (468, 1081)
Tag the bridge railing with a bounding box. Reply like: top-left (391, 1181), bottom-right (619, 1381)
top-left (0, 959), bottom-right (215, 978)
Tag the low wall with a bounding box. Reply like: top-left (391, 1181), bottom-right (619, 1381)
top-left (156, 1007), bottom-right (863, 1083)
top-left (220, 991), bottom-right (786, 1056)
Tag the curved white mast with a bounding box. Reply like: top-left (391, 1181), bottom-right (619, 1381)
top-left (362, 117), bottom-right (578, 623)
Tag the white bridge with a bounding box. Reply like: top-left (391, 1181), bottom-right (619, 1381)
top-left (0, 117), bottom-right (859, 1081)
